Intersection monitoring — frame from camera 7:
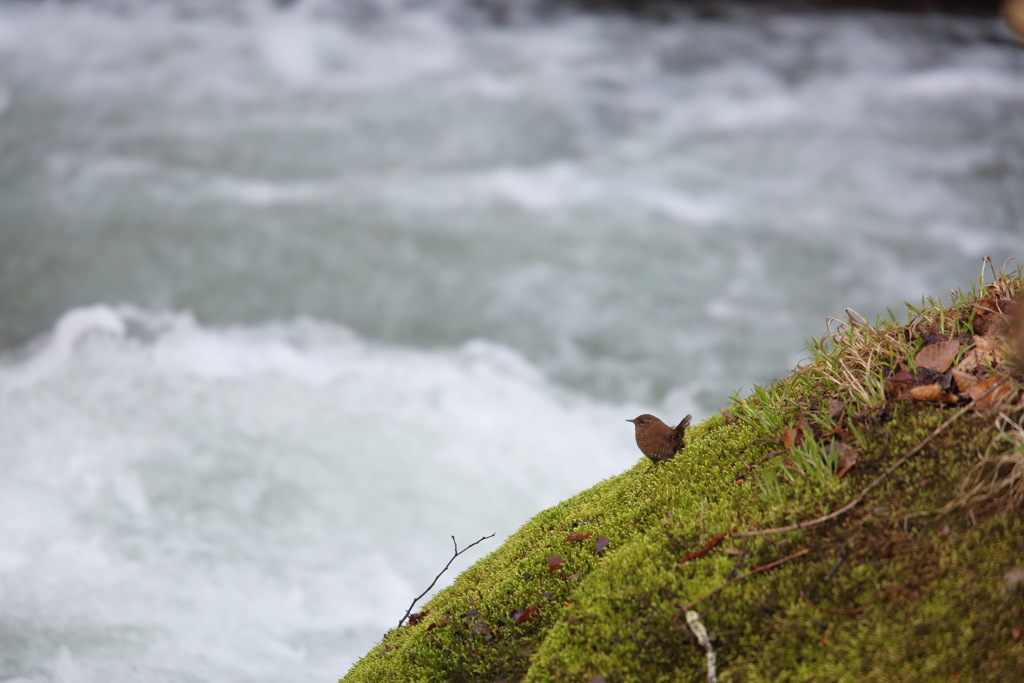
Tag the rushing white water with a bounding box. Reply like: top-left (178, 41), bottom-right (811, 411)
top-left (0, 1), bottom-right (1021, 680)
top-left (0, 306), bottom-right (630, 681)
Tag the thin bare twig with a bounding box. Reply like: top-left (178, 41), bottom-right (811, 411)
top-left (824, 545), bottom-right (849, 582)
top-left (685, 548), bottom-right (810, 610)
top-left (734, 385), bottom-right (1000, 539)
top-left (727, 537), bottom-right (749, 579)
top-left (398, 533), bottom-right (495, 629)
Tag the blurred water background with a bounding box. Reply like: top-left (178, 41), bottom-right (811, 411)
top-left (0, 0), bottom-right (1021, 680)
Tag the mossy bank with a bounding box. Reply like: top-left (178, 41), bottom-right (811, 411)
top-left (344, 270), bottom-right (1024, 682)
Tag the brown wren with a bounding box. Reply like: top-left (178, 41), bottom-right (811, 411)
top-left (627, 413), bottom-right (693, 469)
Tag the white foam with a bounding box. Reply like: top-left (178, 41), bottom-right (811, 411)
top-left (255, 6), bottom-right (330, 87)
top-left (53, 648), bottom-right (88, 683)
top-left (3, 306), bottom-right (126, 390)
top-left (0, 306), bottom-right (654, 681)
top-left (891, 69), bottom-right (1023, 100)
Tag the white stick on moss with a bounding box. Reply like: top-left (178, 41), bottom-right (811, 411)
top-left (685, 610), bottom-right (717, 683)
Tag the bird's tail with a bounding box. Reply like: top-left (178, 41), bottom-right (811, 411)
top-left (674, 414), bottom-right (693, 451)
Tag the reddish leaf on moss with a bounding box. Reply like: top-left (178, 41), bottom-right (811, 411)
top-left (914, 339), bottom-right (960, 373)
top-left (408, 610), bottom-right (428, 626)
top-left (546, 555), bottom-right (564, 574)
top-left (594, 536), bottom-right (610, 555)
top-left (822, 421), bottom-right (843, 438)
top-left (511, 605), bottom-right (538, 624)
top-left (568, 572), bottom-right (580, 580)
top-left (782, 427), bottom-right (800, 451)
top-left (678, 528), bottom-right (734, 564)
top-left (471, 617), bottom-right (492, 637)
top-left (563, 532), bottom-right (592, 542)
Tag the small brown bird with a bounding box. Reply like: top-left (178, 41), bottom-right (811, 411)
top-left (627, 413), bottom-right (693, 469)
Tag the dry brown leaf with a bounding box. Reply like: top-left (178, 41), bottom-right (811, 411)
top-left (914, 339), bottom-right (960, 373)
top-left (1013, 311), bottom-right (1024, 369)
top-left (884, 370), bottom-right (916, 398)
top-left (836, 442), bottom-right (859, 477)
top-left (969, 376), bottom-right (1020, 411)
top-left (956, 336), bottom-right (1013, 377)
top-left (511, 605), bottom-right (538, 624)
top-left (973, 297), bottom-right (1013, 338)
top-left (782, 427), bottom-right (800, 451)
top-left (955, 335), bottom-right (1011, 375)
top-left (952, 368), bottom-right (978, 394)
top-left (822, 422), bottom-right (843, 438)
top-left (907, 383), bottom-right (960, 404)
top-left (828, 398), bottom-right (845, 422)
top-left (975, 335), bottom-right (1012, 364)
top-left (956, 348), bottom-right (983, 374)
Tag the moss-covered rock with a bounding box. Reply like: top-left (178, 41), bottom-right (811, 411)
top-left (344, 272), bottom-right (1024, 682)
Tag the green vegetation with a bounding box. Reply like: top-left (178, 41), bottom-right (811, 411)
top-left (344, 267), bottom-right (1024, 682)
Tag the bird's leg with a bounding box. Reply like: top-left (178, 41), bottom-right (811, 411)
top-left (644, 461), bottom-right (659, 474)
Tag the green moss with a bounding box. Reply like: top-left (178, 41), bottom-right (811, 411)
top-left (344, 273), bottom-right (1024, 682)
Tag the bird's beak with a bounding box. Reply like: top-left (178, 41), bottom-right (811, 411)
top-left (626, 419), bottom-right (635, 423)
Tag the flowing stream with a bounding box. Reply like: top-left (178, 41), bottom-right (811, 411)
top-left (0, 1), bottom-right (1021, 680)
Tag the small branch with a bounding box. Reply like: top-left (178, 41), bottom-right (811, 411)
top-left (685, 548), bottom-right (810, 610)
top-left (726, 537), bottom-right (749, 579)
top-left (824, 545), bottom-right (849, 582)
top-left (397, 533), bottom-right (495, 629)
top-left (735, 388), bottom-right (996, 539)
top-left (678, 528), bottom-right (735, 565)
